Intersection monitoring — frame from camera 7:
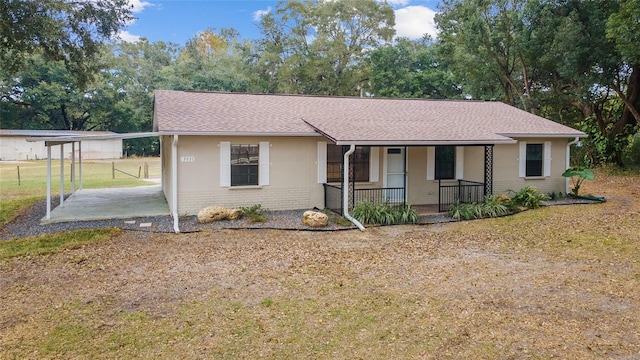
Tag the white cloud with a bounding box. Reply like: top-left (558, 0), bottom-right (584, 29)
top-left (117, 30), bottom-right (141, 43)
top-left (394, 5), bottom-right (439, 40)
top-left (129, 0), bottom-right (152, 13)
top-left (253, 7), bottom-right (271, 21)
top-left (112, 0), bottom-right (151, 42)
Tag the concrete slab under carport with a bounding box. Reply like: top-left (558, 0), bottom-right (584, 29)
top-left (43, 185), bottom-right (170, 223)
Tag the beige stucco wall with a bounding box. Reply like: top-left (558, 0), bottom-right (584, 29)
top-left (171, 135), bottom-right (325, 214)
top-left (405, 140), bottom-right (569, 205)
top-left (406, 146), bottom-right (487, 205)
top-left (492, 138), bottom-right (568, 196)
top-left (163, 137), bottom-right (572, 214)
top-left (160, 135), bottom-right (174, 212)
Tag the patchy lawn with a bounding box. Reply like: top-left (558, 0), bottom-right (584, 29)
top-left (0, 171), bottom-right (638, 359)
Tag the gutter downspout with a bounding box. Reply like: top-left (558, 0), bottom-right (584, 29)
top-left (172, 135), bottom-right (180, 233)
top-left (566, 137), bottom-right (580, 194)
top-left (343, 145), bottom-right (365, 231)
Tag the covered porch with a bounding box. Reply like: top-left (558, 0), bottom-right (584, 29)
top-left (323, 144), bottom-right (495, 215)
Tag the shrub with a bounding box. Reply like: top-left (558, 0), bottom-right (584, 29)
top-left (482, 195), bottom-right (510, 218)
top-left (448, 201), bottom-right (475, 220)
top-left (509, 185), bottom-right (549, 209)
top-left (622, 133), bottom-right (640, 168)
top-left (395, 204), bottom-right (420, 224)
top-left (239, 204), bottom-right (267, 223)
top-left (351, 201), bottom-right (418, 225)
top-left (562, 166), bottom-right (595, 195)
top-left (448, 195), bottom-right (510, 220)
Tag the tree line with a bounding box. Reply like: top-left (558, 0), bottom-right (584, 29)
top-left (1, 0), bottom-right (638, 166)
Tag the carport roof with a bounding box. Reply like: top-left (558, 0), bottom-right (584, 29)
top-left (153, 90), bottom-right (586, 145)
top-left (1, 129), bottom-right (115, 137)
top-left (26, 132), bottom-right (159, 145)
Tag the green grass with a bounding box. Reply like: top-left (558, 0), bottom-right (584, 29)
top-left (0, 196), bottom-right (42, 227)
top-left (0, 158), bottom-right (160, 226)
top-left (0, 228), bottom-right (120, 260)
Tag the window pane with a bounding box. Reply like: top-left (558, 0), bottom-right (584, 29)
top-left (231, 144), bottom-right (259, 186)
top-left (326, 145), bottom-right (343, 182)
top-left (526, 144), bottom-right (543, 177)
top-left (326, 145), bottom-right (370, 182)
top-left (435, 146), bottom-right (455, 179)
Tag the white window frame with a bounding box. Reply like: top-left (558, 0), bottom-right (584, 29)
top-left (519, 141), bottom-right (551, 178)
top-left (220, 141), bottom-right (269, 187)
top-left (427, 146), bottom-right (464, 180)
top-left (318, 143), bottom-right (379, 183)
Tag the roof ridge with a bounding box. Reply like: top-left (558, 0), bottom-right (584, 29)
top-left (156, 89), bottom-right (495, 103)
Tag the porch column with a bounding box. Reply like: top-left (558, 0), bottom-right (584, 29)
top-left (404, 146), bottom-right (407, 204)
top-left (484, 145), bottom-right (494, 195)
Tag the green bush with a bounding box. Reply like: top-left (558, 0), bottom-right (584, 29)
top-left (351, 201), bottom-right (418, 225)
top-left (239, 204), bottom-right (267, 223)
top-left (481, 195), bottom-right (510, 217)
top-left (622, 133), bottom-right (640, 168)
top-left (509, 185), bottom-right (549, 209)
top-left (448, 195), bottom-right (510, 220)
top-left (562, 166), bottom-right (595, 195)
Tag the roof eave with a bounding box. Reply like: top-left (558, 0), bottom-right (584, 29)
top-left (334, 139), bottom-right (518, 146)
top-left (498, 133), bottom-right (588, 138)
top-left (157, 131), bottom-right (321, 137)
top-left (26, 132), bottom-right (159, 143)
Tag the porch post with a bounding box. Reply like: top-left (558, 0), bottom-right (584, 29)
top-left (403, 146), bottom-right (407, 205)
top-left (484, 145), bottom-right (494, 195)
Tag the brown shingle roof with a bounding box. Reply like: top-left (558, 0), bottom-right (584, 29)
top-left (153, 90), bottom-right (586, 144)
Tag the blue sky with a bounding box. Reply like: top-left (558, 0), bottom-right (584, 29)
top-left (120, 0), bottom-right (441, 44)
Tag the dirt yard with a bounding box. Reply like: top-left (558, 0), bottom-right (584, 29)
top-left (1, 171), bottom-right (639, 359)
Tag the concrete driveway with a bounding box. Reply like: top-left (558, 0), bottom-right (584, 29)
top-left (43, 185), bottom-right (170, 223)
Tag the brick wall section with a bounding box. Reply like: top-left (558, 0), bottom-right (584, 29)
top-left (174, 135), bottom-right (324, 214)
top-left (166, 135), bottom-right (572, 214)
top-left (492, 138), bottom-right (568, 196)
top-left (178, 186), bottom-right (324, 214)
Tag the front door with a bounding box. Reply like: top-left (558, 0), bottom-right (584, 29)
top-left (385, 147), bottom-right (405, 203)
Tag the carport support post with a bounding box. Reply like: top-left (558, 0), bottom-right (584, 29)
top-left (79, 144), bottom-right (82, 190)
top-left (71, 142), bottom-right (75, 195)
top-left (60, 145), bottom-right (64, 207)
top-left (46, 144), bottom-right (51, 219)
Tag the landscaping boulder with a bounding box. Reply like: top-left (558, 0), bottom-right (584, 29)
top-left (227, 208), bottom-right (243, 220)
top-left (198, 206), bottom-right (244, 223)
top-left (302, 210), bottom-right (328, 228)
top-left (198, 206), bottom-right (230, 223)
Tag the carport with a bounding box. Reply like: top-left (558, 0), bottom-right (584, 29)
top-left (44, 185), bottom-right (169, 223)
top-left (26, 132), bottom-right (170, 225)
